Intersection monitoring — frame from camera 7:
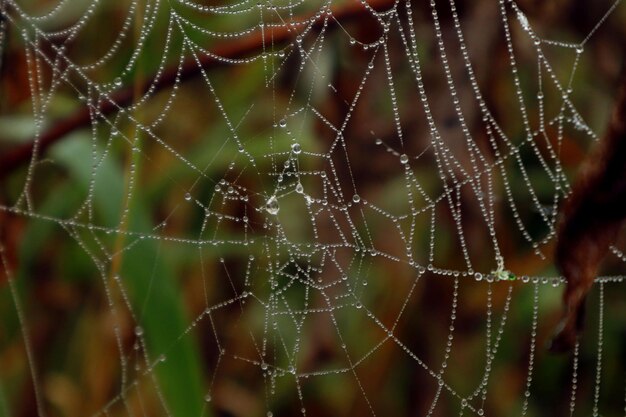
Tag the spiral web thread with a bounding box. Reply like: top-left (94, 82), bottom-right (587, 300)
top-left (0, 0), bottom-right (625, 416)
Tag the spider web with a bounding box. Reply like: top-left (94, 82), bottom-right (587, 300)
top-left (1, 0), bottom-right (625, 416)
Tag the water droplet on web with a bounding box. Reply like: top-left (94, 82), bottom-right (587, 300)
top-left (265, 196), bottom-right (279, 215)
top-left (517, 10), bottom-right (530, 31)
top-left (184, 192), bottom-right (192, 201)
top-left (291, 143), bottom-right (301, 154)
top-left (295, 183), bottom-right (304, 193)
top-left (278, 119), bottom-right (287, 128)
top-left (134, 326), bottom-right (144, 336)
top-left (352, 194), bottom-right (361, 203)
top-left (204, 394), bottom-right (211, 402)
top-left (400, 154), bottom-right (409, 164)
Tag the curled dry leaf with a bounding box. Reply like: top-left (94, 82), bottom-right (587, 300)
top-left (550, 77), bottom-right (626, 352)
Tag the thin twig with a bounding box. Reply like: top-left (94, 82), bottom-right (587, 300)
top-left (0, 0), bottom-right (395, 179)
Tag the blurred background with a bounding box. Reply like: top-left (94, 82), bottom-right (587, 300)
top-left (1, 0), bottom-right (626, 416)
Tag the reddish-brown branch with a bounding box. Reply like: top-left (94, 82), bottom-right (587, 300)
top-left (0, 0), bottom-right (395, 179)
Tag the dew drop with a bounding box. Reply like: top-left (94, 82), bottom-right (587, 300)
top-left (291, 143), bottom-right (301, 154)
top-left (265, 196), bottom-right (279, 215)
top-left (517, 11), bottom-right (530, 31)
top-left (400, 154), bottom-right (409, 164)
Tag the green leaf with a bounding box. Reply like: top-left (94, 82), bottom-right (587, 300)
top-left (50, 133), bottom-right (208, 417)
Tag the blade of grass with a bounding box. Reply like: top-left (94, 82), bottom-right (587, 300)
top-left (53, 134), bottom-right (207, 417)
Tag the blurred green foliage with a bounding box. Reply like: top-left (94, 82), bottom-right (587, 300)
top-left (1, 1), bottom-right (626, 417)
